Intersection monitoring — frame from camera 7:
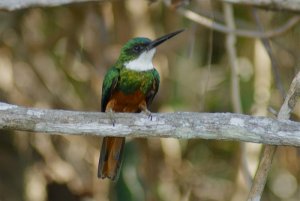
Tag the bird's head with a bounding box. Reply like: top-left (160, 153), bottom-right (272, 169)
top-left (116, 29), bottom-right (184, 71)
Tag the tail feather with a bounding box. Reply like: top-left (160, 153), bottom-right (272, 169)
top-left (98, 137), bottom-right (125, 181)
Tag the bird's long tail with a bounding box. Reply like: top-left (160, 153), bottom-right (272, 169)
top-left (98, 137), bottom-right (125, 181)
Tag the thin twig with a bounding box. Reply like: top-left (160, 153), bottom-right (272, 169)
top-left (202, 1), bottom-right (214, 111)
top-left (247, 72), bottom-right (300, 201)
top-left (247, 145), bottom-right (276, 201)
top-left (223, 2), bottom-right (252, 188)
top-left (224, 3), bottom-right (243, 114)
top-left (252, 9), bottom-right (286, 98)
top-left (222, 0), bottom-right (300, 12)
top-left (177, 8), bottom-right (300, 38)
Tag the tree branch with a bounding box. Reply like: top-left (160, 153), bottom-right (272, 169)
top-left (222, 0), bottom-right (300, 12)
top-left (1, 102), bottom-right (300, 146)
top-left (177, 8), bottom-right (300, 38)
top-left (247, 71), bottom-right (300, 200)
top-left (224, 3), bottom-right (243, 114)
top-left (0, 0), bottom-right (99, 11)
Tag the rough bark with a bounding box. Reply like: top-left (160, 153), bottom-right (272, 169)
top-left (1, 102), bottom-right (300, 147)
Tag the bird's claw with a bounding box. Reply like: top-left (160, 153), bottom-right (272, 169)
top-left (111, 119), bottom-right (116, 127)
top-left (108, 109), bottom-right (116, 126)
top-left (138, 104), bottom-right (153, 121)
top-left (143, 109), bottom-right (152, 121)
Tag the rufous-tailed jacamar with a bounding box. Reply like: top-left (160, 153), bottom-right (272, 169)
top-left (98, 29), bottom-right (184, 181)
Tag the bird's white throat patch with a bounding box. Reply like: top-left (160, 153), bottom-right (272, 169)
top-left (125, 48), bottom-right (156, 71)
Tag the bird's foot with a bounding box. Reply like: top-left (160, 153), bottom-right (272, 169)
top-left (108, 109), bottom-right (116, 126)
top-left (139, 103), bottom-right (152, 120)
top-left (143, 108), bottom-right (152, 121)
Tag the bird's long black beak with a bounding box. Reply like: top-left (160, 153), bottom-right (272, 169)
top-left (146, 29), bottom-right (184, 51)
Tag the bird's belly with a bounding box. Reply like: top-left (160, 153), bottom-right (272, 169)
top-left (106, 90), bottom-right (146, 112)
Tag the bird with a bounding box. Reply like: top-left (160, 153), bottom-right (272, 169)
top-left (98, 29), bottom-right (184, 181)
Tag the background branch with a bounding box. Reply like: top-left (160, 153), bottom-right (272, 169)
top-left (222, 0), bottom-right (300, 12)
top-left (177, 8), bottom-right (300, 38)
top-left (247, 71), bottom-right (300, 200)
top-left (223, 2), bottom-right (252, 188)
top-left (0, 0), bottom-right (99, 11)
top-left (252, 9), bottom-right (286, 98)
top-left (1, 102), bottom-right (300, 146)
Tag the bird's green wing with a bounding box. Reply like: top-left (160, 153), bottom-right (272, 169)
top-left (146, 68), bottom-right (160, 107)
top-left (101, 67), bottom-right (120, 112)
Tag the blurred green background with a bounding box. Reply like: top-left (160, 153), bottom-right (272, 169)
top-left (0, 0), bottom-right (300, 201)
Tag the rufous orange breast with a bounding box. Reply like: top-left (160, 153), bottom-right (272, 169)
top-left (105, 90), bottom-right (147, 112)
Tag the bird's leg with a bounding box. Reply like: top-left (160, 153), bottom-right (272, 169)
top-left (139, 102), bottom-right (152, 120)
top-left (105, 101), bottom-right (117, 126)
top-left (143, 108), bottom-right (152, 120)
top-left (106, 108), bottom-right (116, 126)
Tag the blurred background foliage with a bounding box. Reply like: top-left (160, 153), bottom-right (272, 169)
top-left (0, 0), bottom-right (300, 201)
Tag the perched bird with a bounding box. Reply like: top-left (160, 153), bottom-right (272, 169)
top-left (98, 29), bottom-right (184, 181)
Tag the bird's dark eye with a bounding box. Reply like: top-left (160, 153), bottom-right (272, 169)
top-left (133, 45), bottom-right (142, 52)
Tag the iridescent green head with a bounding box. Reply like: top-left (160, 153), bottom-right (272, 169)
top-left (115, 29), bottom-right (184, 71)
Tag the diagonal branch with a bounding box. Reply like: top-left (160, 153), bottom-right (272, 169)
top-left (1, 102), bottom-right (300, 147)
top-left (247, 72), bottom-right (300, 201)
